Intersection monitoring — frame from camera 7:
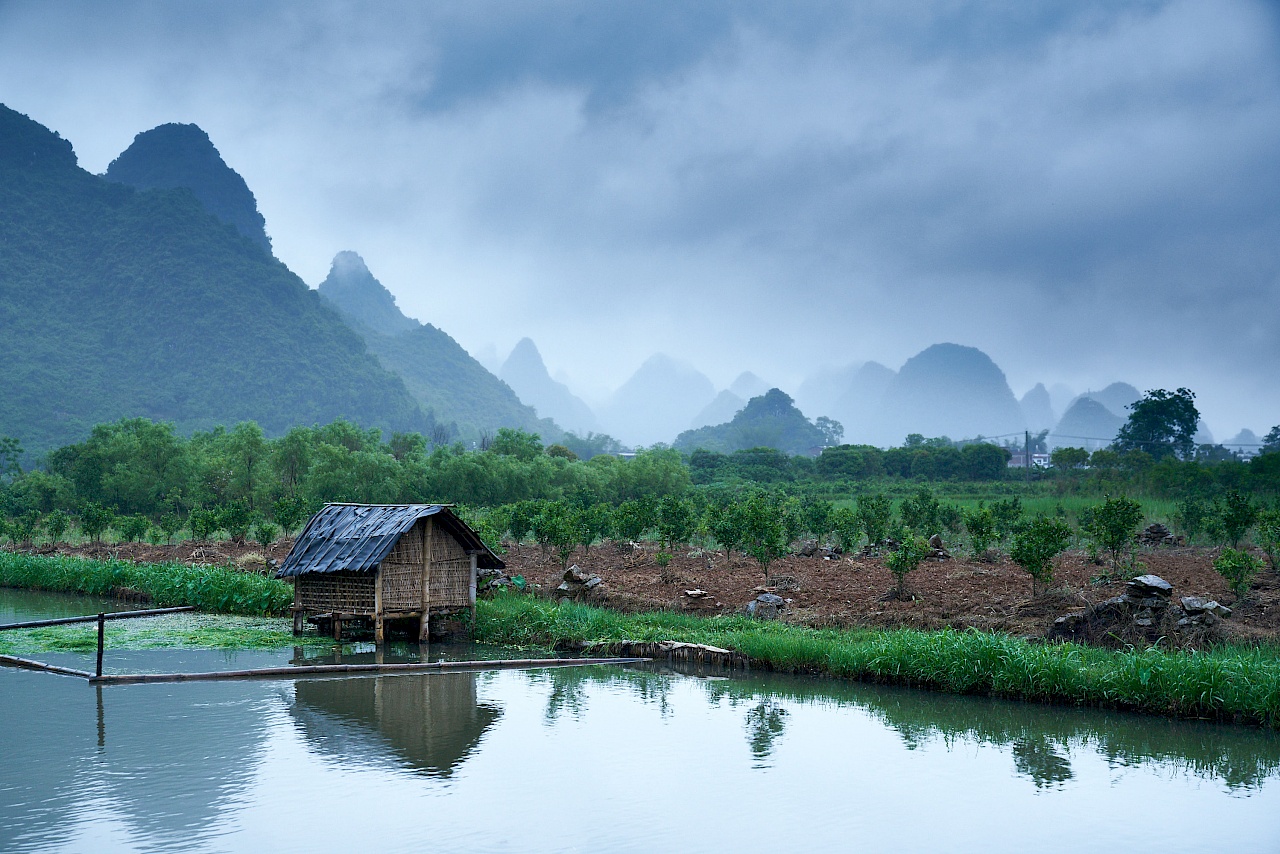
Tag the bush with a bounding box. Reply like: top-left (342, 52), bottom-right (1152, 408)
top-left (1172, 498), bottom-right (1210, 542)
top-left (900, 486), bottom-right (942, 536)
top-left (252, 520), bottom-right (281, 549)
top-left (79, 502), bottom-right (114, 543)
top-left (1214, 548), bottom-right (1263, 599)
top-left (829, 506), bottom-right (860, 553)
top-left (885, 535), bottom-right (932, 599)
top-left (1009, 517), bottom-right (1072, 597)
top-left (43, 509), bottom-right (69, 545)
top-left (217, 501), bottom-right (254, 545)
top-left (1257, 508), bottom-right (1280, 572)
top-left (989, 497), bottom-right (1024, 542)
top-left (189, 508), bottom-right (221, 541)
top-left (271, 495), bottom-right (308, 537)
top-left (1081, 496), bottom-right (1143, 572)
top-left (855, 493), bottom-right (893, 546)
top-left (657, 496), bottom-right (697, 550)
top-left (963, 503), bottom-right (998, 560)
top-left (739, 492), bottom-right (788, 580)
top-left (1209, 490), bottom-right (1257, 549)
top-left (115, 514), bottom-right (151, 543)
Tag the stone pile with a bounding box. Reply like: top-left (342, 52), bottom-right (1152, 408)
top-left (1138, 523), bottom-right (1184, 547)
top-left (1053, 573), bottom-right (1232, 637)
top-left (555, 564), bottom-right (603, 598)
top-left (745, 592), bottom-right (786, 620)
top-left (478, 565), bottom-right (513, 591)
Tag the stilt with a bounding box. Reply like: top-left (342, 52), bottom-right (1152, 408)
top-left (293, 610), bottom-right (304, 635)
top-left (374, 614), bottom-right (385, 645)
top-left (418, 612), bottom-right (430, 642)
top-left (332, 614), bottom-right (343, 642)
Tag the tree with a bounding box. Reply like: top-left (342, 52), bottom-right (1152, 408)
top-left (1256, 508), bottom-right (1280, 572)
top-left (44, 509), bottom-right (69, 545)
top-left (657, 496), bottom-right (697, 550)
top-left (252, 520), bottom-right (280, 549)
top-left (739, 492), bottom-right (788, 581)
top-left (900, 487), bottom-right (943, 536)
top-left (829, 506), bottom-right (860, 553)
top-left (1214, 548), bottom-right (1263, 599)
top-left (885, 535), bottom-right (931, 599)
top-left (116, 514), bottom-right (151, 543)
top-left (0, 436), bottom-right (23, 484)
top-left (217, 501), bottom-right (254, 544)
top-left (613, 499), bottom-right (655, 543)
top-left (962, 503), bottom-right (998, 560)
top-left (1050, 447), bottom-right (1089, 471)
top-left (1009, 517), bottom-right (1072, 597)
top-left (188, 508), bottom-right (221, 541)
top-left (271, 496), bottom-right (308, 537)
top-left (1262, 426), bottom-right (1280, 455)
top-left (989, 497), bottom-right (1024, 542)
top-left (799, 498), bottom-right (833, 546)
top-left (960, 442), bottom-right (1010, 480)
top-left (1172, 498), bottom-right (1210, 542)
top-left (11, 511), bottom-right (40, 547)
top-left (814, 416), bottom-right (844, 447)
top-left (79, 502), bottom-right (115, 543)
top-left (489, 428), bottom-right (543, 461)
top-left (1080, 497), bottom-right (1143, 572)
top-left (1113, 388), bottom-right (1199, 461)
top-left (705, 500), bottom-right (745, 562)
top-left (1208, 490), bottom-right (1257, 549)
top-left (855, 493), bottom-right (893, 547)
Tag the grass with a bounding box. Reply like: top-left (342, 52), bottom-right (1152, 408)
top-left (475, 593), bottom-right (1280, 728)
top-left (0, 552), bottom-right (292, 616)
top-left (0, 612), bottom-right (306, 656)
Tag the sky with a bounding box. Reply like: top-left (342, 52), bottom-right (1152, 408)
top-left (1, 0), bottom-right (1278, 436)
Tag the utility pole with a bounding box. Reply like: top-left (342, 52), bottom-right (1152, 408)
top-left (1025, 430), bottom-right (1031, 482)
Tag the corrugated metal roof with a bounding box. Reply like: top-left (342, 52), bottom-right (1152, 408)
top-left (276, 504), bottom-right (504, 578)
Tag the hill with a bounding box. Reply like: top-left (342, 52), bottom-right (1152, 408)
top-left (498, 338), bottom-right (598, 434)
top-left (874, 344), bottom-right (1025, 444)
top-left (316, 254), bottom-right (557, 439)
top-left (1052, 398), bottom-right (1124, 449)
top-left (674, 389), bottom-right (825, 455)
top-left (0, 105), bottom-right (429, 454)
top-left (1020, 383), bottom-right (1056, 432)
top-left (104, 123), bottom-right (272, 254)
top-left (600, 354), bottom-right (717, 447)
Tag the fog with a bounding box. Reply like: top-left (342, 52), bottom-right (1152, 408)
top-left (1, 0), bottom-right (1277, 437)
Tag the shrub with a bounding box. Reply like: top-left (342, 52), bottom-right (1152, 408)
top-left (1214, 548), bottom-right (1263, 599)
top-left (158, 512), bottom-right (183, 544)
top-left (79, 502), bottom-right (114, 543)
top-left (9, 511), bottom-right (40, 546)
top-left (855, 493), bottom-right (893, 546)
top-left (115, 514), bottom-right (151, 543)
top-left (1172, 498), bottom-right (1210, 542)
top-left (1081, 496), bottom-right (1143, 572)
top-left (739, 492), bottom-right (788, 580)
top-left (989, 497), bottom-right (1024, 542)
top-left (900, 487), bottom-right (942, 535)
top-left (962, 503), bottom-right (998, 560)
top-left (885, 535), bottom-right (932, 599)
top-left (1257, 508), bottom-right (1280, 572)
top-left (657, 496), bottom-right (697, 550)
top-left (271, 495), bottom-right (308, 537)
top-left (1209, 490), bottom-right (1257, 549)
top-left (217, 501), bottom-right (254, 545)
top-left (1009, 517), bottom-right (1072, 597)
top-left (829, 506), bottom-right (861, 553)
top-left (705, 500), bottom-right (745, 562)
top-left (252, 520), bottom-right (281, 549)
top-left (43, 509), bottom-right (69, 545)
top-left (613, 499), bottom-right (655, 542)
top-left (188, 508), bottom-right (220, 541)
top-left (800, 498), bottom-right (833, 546)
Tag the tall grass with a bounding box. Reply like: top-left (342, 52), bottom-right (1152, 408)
top-left (0, 553), bottom-right (291, 616)
top-left (475, 594), bottom-right (1280, 727)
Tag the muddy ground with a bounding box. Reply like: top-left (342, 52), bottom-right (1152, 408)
top-left (15, 538), bottom-right (1280, 643)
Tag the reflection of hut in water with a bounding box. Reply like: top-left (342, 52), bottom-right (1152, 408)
top-left (290, 673), bottom-right (501, 777)
top-left (277, 504), bottom-right (504, 641)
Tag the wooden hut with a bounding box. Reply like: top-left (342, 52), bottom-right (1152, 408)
top-left (277, 503), bottom-right (504, 642)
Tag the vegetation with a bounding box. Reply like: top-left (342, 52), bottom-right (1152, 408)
top-left (675, 389), bottom-right (828, 456)
top-left (1114, 388), bottom-right (1200, 461)
top-left (1215, 549), bottom-right (1264, 599)
top-left (885, 535), bottom-right (932, 599)
top-left (475, 595), bottom-right (1280, 727)
top-left (1080, 497), bottom-right (1144, 573)
top-left (1009, 517), bottom-right (1073, 596)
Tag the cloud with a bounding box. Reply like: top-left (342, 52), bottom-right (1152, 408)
top-left (0, 0), bottom-right (1277, 432)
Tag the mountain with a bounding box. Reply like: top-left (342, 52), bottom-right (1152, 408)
top-left (829, 361), bottom-right (896, 442)
top-left (104, 123), bottom-right (272, 254)
top-left (0, 105), bottom-right (429, 453)
top-left (1227, 428), bottom-right (1260, 448)
top-left (1051, 397), bottom-right (1124, 448)
top-left (1020, 383), bottom-right (1056, 432)
top-left (314, 251), bottom-right (418, 335)
top-left (600, 354), bottom-right (716, 447)
top-left (1075, 382), bottom-right (1141, 417)
top-left (316, 254), bottom-right (556, 439)
top-left (498, 338), bottom-right (598, 434)
top-left (793, 363), bottom-right (864, 419)
top-left (876, 344), bottom-right (1024, 444)
top-left (689, 390), bottom-right (746, 430)
top-left (674, 389), bottom-right (825, 455)
top-left (728, 372), bottom-right (770, 400)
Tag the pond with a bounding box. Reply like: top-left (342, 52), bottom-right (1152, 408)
top-left (2, 590), bottom-right (1279, 852)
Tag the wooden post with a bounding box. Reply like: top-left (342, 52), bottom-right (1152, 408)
top-left (374, 567), bottom-right (385, 646)
top-left (419, 517), bottom-right (434, 642)
top-left (292, 580), bottom-right (303, 635)
top-left (469, 552), bottom-right (478, 629)
top-left (95, 613), bottom-right (105, 678)
top-left (333, 614), bottom-right (342, 642)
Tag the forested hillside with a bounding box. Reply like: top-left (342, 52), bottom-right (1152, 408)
top-left (0, 105), bottom-right (431, 454)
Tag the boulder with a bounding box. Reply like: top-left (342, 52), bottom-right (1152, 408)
top-left (928, 534), bottom-right (945, 550)
top-left (585, 575), bottom-right (603, 589)
top-left (1127, 575), bottom-right (1173, 598)
top-left (1181, 596), bottom-right (1231, 619)
top-left (564, 565), bottom-right (591, 584)
top-left (746, 592), bottom-right (786, 620)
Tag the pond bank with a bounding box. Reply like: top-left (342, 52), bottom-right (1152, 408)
top-left (4, 553), bottom-right (1278, 727)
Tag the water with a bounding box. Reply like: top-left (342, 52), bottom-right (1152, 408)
top-left (2, 591), bottom-right (1279, 853)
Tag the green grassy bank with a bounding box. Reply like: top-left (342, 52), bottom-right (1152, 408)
top-left (474, 595), bottom-right (1280, 728)
top-left (3, 553), bottom-right (1278, 727)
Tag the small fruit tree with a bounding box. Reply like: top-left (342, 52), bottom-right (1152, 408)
top-left (885, 535), bottom-right (932, 600)
top-left (1009, 517), bottom-right (1072, 597)
top-left (1081, 496), bottom-right (1143, 572)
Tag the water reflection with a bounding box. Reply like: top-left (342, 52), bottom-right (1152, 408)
top-left (744, 700), bottom-right (789, 768)
top-left (290, 673), bottom-right (501, 778)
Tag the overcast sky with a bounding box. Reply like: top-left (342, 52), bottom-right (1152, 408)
top-left (2, 0), bottom-right (1277, 435)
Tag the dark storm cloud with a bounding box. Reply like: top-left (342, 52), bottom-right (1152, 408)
top-left (0, 0), bottom-right (1277, 432)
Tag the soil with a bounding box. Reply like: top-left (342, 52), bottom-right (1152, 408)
top-left (14, 538), bottom-right (1280, 644)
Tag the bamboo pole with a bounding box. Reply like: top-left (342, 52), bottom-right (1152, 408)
top-left (0, 654), bottom-right (96, 679)
top-left (0, 606), bottom-right (196, 632)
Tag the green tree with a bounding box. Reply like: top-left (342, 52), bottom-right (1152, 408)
top-left (990, 497), bottom-right (1025, 542)
top-left (217, 501), bottom-right (254, 544)
top-left (705, 500), bottom-right (746, 562)
top-left (189, 508), bottom-right (221, 541)
top-left (158, 512), bottom-right (183, 545)
top-left (1261, 426), bottom-right (1280, 454)
top-left (854, 493), bottom-right (893, 546)
top-left (899, 487), bottom-right (942, 535)
top-left (1114, 388), bottom-right (1199, 461)
top-left (1009, 517), bottom-right (1072, 597)
top-left (963, 503), bottom-right (998, 560)
top-left (116, 514), bottom-right (151, 543)
top-left (271, 496), bottom-right (308, 537)
top-left (44, 509), bottom-right (69, 545)
top-left (799, 498), bottom-right (833, 546)
top-left (657, 496), bottom-right (697, 550)
top-left (1214, 547), bottom-right (1263, 598)
top-left (829, 506), bottom-right (861, 553)
top-left (252, 520), bottom-right (280, 549)
top-left (613, 499), bottom-right (655, 542)
top-left (79, 502), bottom-right (115, 543)
top-left (1255, 508), bottom-right (1280, 572)
top-left (739, 492), bottom-right (788, 581)
top-left (489, 428), bottom-right (543, 461)
top-left (1208, 490), bottom-right (1257, 549)
top-left (11, 511), bottom-right (40, 546)
top-left (1080, 497), bottom-right (1143, 572)
top-left (885, 535), bottom-right (931, 599)
top-left (0, 436), bottom-right (23, 484)
top-left (1050, 447), bottom-right (1089, 470)
top-left (1172, 498), bottom-right (1210, 542)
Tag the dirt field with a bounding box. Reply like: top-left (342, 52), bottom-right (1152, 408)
top-left (19, 537), bottom-right (1280, 643)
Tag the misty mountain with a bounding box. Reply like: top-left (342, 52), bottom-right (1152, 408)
top-left (1048, 383), bottom-right (1076, 417)
top-left (1073, 382), bottom-right (1141, 417)
top-left (829, 361), bottom-right (897, 441)
top-left (0, 105), bottom-right (429, 452)
top-left (875, 344), bottom-right (1024, 444)
top-left (728, 371), bottom-right (769, 400)
top-left (316, 253), bottom-right (557, 439)
top-left (1020, 383), bottom-right (1056, 432)
top-left (1227, 428), bottom-right (1260, 448)
top-left (1051, 397), bottom-right (1124, 448)
top-left (793, 363), bottom-right (864, 419)
top-left (674, 388), bottom-right (825, 455)
top-left (689, 390), bottom-right (746, 430)
top-left (316, 251), bottom-right (419, 335)
top-left (498, 338), bottom-right (598, 434)
top-left (600, 354), bottom-right (716, 447)
top-left (104, 122), bottom-right (272, 254)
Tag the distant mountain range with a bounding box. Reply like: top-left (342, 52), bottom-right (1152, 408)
top-left (498, 339), bottom-right (598, 435)
top-left (598, 354), bottom-right (716, 447)
top-left (675, 389), bottom-right (825, 455)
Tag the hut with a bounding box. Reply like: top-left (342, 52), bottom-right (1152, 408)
top-left (277, 503), bottom-right (504, 642)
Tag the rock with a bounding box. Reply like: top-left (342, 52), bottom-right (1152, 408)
top-left (928, 534), bottom-right (944, 550)
top-left (1122, 594), bottom-right (1169, 609)
top-left (1209, 602), bottom-right (1232, 619)
top-left (585, 576), bottom-right (603, 589)
top-left (757, 592), bottom-right (785, 606)
top-left (1180, 596), bottom-right (1231, 619)
top-left (684, 589), bottom-right (707, 598)
top-left (1134, 614), bottom-right (1154, 627)
top-left (564, 565), bottom-right (591, 584)
top-left (746, 592), bottom-right (785, 620)
top-left (1127, 575), bottom-right (1173, 598)
top-left (798, 540), bottom-right (819, 557)
top-left (930, 549), bottom-right (951, 560)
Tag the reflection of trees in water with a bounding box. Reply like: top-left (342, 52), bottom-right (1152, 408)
top-left (527, 666), bottom-right (675, 723)
top-left (1012, 737), bottom-right (1074, 788)
top-left (291, 673), bottom-right (500, 778)
top-left (744, 701), bottom-right (789, 767)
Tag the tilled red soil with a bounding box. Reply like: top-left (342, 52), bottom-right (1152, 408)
top-left (15, 538), bottom-right (1279, 642)
top-left (500, 542), bottom-right (1280, 642)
